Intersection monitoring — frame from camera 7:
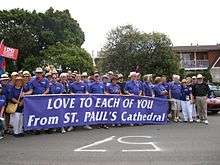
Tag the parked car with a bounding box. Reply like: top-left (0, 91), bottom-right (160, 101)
top-left (207, 84), bottom-right (220, 114)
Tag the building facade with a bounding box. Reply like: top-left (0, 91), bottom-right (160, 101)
top-left (173, 45), bottom-right (220, 82)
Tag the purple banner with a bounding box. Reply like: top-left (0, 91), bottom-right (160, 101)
top-left (23, 94), bottom-right (168, 130)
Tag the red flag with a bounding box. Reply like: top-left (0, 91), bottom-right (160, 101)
top-left (0, 44), bottom-right (19, 61)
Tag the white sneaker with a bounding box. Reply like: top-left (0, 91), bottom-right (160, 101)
top-left (61, 128), bottom-right (66, 134)
top-left (67, 127), bottom-right (73, 132)
top-left (203, 120), bottom-right (209, 125)
top-left (83, 125), bottom-right (93, 130)
top-left (196, 119), bottom-right (201, 123)
top-left (0, 136), bottom-right (3, 140)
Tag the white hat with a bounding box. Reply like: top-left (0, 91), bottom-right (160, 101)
top-left (108, 71), bottom-right (114, 75)
top-left (11, 72), bottom-right (18, 76)
top-left (23, 71), bottom-right (31, 76)
top-left (192, 76), bottom-right (197, 79)
top-left (35, 67), bottom-right (43, 73)
top-left (197, 74), bottom-right (203, 79)
top-left (129, 72), bottom-right (137, 77)
top-left (102, 75), bottom-right (109, 78)
top-left (81, 72), bottom-right (88, 77)
top-left (0, 74), bottom-right (9, 81)
top-left (60, 73), bottom-right (67, 77)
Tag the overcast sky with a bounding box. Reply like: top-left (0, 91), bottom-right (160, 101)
top-left (1, 0), bottom-right (220, 55)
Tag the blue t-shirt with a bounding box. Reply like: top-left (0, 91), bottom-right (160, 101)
top-left (23, 81), bottom-right (31, 93)
top-left (30, 77), bottom-right (49, 94)
top-left (107, 83), bottom-right (121, 94)
top-left (162, 82), bottom-right (170, 91)
top-left (181, 85), bottom-right (192, 101)
top-left (49, 82), bottom-right (64, 94)
top-left (0, 95), bottom-right (6, 109)
top-left (2, 83), bottom-right (13, 102)
top-left (11, 86), bottom-right (23, 113)
top-left (69, 82), bottom-right (87, 94)
top-left (169, 82), bottom-right (182, 100)
top-left (153, 84), bottom-right (167, 98)
top-left (89, 82), bottom-right (105, 94)
top-left (143, 82), bottom-right (154, 97)
top-left (125, 80), bottom-right (142, 95)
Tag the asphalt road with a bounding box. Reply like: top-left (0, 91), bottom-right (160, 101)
top-left (0, 113), bottom-right (220, 165)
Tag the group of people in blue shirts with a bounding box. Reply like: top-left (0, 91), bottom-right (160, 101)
top-left (0, 67), bottom-right (208, 139)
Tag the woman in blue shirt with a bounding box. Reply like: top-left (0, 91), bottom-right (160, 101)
top-left (10, 77), bottom-right (24, 137)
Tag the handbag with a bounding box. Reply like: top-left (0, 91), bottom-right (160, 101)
top-left (6, 87), bottom-right (23, 114)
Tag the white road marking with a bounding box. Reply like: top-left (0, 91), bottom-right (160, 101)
top-left (117, 136), bottom-right (161, 152)
top-left (74, 136), bottom-right (115, 152)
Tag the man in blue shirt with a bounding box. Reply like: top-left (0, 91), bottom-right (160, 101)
top-left (89, 73), bottom-right (106, 94)
top-left (124, 72), bottom-right (142, 96)
top-left (106, 76), bottom-right (121, 94)
top-left (89, 73), bottom-right (108, 129)
top-left (68, 74), bottom-right (92, 131)
top-left (169, 74), bottom-right (182, 122)
top-left (49, 72), bottom-right (64, 94)
top-left (26, 67), bottom-right (49, 95)
top-left (69, 74), bottom-right (88, 94)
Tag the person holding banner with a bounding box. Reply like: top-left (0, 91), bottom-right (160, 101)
top-left (49, 71), bottom-right (66, 133)
top-left (89, 73), bottom-right (109, 129)
top-left (153, 77), bottom-right (168, 99)
top-left (22, 71), bottom-right (32, 93)
top-left (59, 73), bottom-right (70, 94)
top-left (26, 67), bottom-right (49, 95)
top-left (106, 75), bottom-right (121, 95)
top-left (69, 74), bottom-right (92, 131)
top-left (10, 77), bottom-right (24, 137)
top-left (142, 74), bottom-right (154, 97)
top-left (124, 72), bottom-right (142, 96)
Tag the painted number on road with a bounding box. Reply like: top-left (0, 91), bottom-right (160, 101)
top-left (74, 136), bottom-right (161, 152)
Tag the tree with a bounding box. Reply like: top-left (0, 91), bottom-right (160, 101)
top-left (98, 25), bottom-right (179, 77)
top-left (0, 7), bottom-right (85, 72)
top-left (41, 43), bottom-right (94, 73)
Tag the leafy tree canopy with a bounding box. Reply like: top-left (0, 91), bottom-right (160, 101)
top-left (98, 25), bottom-right (179, 77)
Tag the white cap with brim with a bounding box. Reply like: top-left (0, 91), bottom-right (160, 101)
top-left (81, 72), bottom-right (88, 77)
top-left (108, 71), bottom-right (114, 75)
top-left (129, 72), bottom-right (137, 77)
top-left (35, 67), bottom-right (43, 73)
top-left (11, 72), bottom-right (18, 76)
top-left (0, 74), bottom-right (9, 81)
top-left (23, 71), bottom-right (31, 76)
top-left (197, 74), bottom-right (203, 79)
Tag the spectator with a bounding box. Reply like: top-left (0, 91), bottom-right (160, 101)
top-left (0, 84), bottom-right (6, 139)
top-left (192, 74), bottom-right (209, 124)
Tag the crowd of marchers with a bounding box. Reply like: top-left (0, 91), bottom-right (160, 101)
top-left (0, 66), bottom-right (210, 139)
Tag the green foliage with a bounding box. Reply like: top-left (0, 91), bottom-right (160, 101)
top-left (0, 7), bottom-right (85, 72)
top-left (98, 25), bottom-right (179, 77)
top-left (41, 43), bottom-right (94, 73)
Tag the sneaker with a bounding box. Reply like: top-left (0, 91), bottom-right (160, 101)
top-left (203, 120), bottom-right (209, 125)
top-left (67, 126), bottom-right (74, 132)
top-left (189, 119), bottom-right (193, 123)
top-left (196, 119), bottom-right (201, 123)
top-left (0, 136), bottom-right (3, 140)
top-left (102, 125), bottom-right (109, 129)
top-left (61, 128), bottom-right (66, 134)
top-left (173, 118), bottom-right (178, 122)
top-left (83, 125), bottom-right (93, 130)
